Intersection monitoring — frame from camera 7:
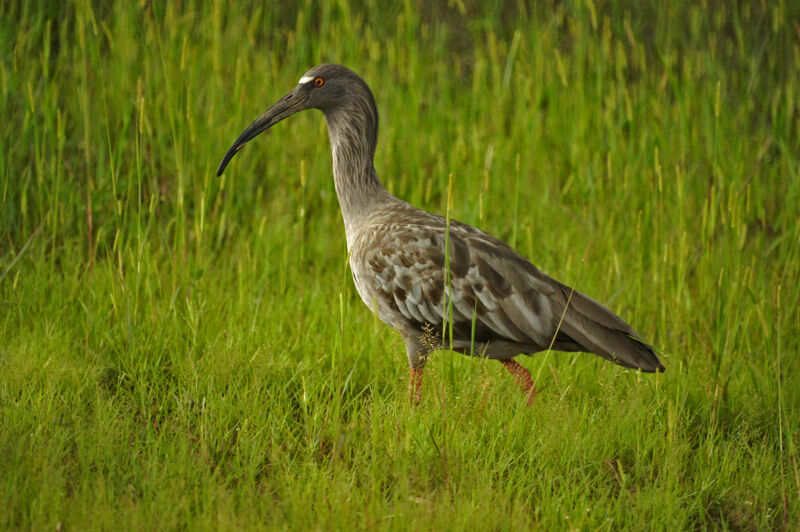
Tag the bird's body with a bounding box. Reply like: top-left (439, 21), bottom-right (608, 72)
top-left (217, 64), bottom-right (663, 404)
top-left (347, 199), bottom-right (660, 370)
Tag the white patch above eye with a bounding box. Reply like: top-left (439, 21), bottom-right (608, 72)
top-left (298, 76), bottom-right (314, 84)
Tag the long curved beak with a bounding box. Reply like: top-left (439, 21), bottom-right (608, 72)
top-left (216, 88), bottom-right (308, 176)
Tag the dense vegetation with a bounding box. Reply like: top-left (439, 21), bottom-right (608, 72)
top-left (2, 1), bottom-right (798, 528)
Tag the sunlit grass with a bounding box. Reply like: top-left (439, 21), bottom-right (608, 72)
top-left (1, 1), bottom-right (799, 529)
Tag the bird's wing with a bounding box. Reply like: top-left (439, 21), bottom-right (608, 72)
top-left (357, 218), bottom-right (560, 348)
top-left (445, 220), bottom-right (663, 370)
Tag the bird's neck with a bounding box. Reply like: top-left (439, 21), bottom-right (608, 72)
top-left (324, 100), bottom-right (390, 244)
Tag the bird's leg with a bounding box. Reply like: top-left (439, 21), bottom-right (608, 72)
top-left (500, 359), bottom-right (538, 405)
top-left (404, 334), bottom-right (431, 406)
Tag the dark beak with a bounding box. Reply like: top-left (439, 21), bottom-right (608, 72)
top-left (216, 88), bottom-right (307, 176)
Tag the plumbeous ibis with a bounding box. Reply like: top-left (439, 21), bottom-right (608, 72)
top-left (217, 64), bottom-right (664, 404)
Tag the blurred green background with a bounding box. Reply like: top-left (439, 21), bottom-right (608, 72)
top-left (1, 1), bottom-right (798, 529)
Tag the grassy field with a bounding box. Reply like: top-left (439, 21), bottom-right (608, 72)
top-left (2, 0), bottom-right (799, 529)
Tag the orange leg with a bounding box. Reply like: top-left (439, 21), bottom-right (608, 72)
top-left (500, 359), bottom-right (538, 405)
top-left (409, 368), bottom-right (423, 406)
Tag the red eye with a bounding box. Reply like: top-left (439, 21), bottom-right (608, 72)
top-left (314, 77), bottom-right (324, 87)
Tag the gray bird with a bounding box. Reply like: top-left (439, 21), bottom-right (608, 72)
top-left (217, 64), bottom-right (664, 404)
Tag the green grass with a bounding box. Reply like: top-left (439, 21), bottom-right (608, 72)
top-left (2, 0), bottom-right (799, 529)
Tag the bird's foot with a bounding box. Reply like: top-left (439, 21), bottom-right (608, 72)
top-left (500, 359), bottom-right (539, 406)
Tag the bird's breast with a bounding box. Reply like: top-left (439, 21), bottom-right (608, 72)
top-left (350, 266), bottom-right (377, 312)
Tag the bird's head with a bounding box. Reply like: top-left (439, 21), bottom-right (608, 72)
top-left (216, 64), bottom-right (369, 176)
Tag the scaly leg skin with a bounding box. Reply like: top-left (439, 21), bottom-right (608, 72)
top-left (409, 368), bottom-right (423, 406)
top-left (404, 334), bottom-right (430, 407)
top-left (500, 359), bottom-right (538, 406)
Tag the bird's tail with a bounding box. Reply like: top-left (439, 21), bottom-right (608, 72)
top-left (552, 284), bottom-right (665, 373)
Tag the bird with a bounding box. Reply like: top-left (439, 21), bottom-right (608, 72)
top-left (217, 64), bottom-right (664, 405)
